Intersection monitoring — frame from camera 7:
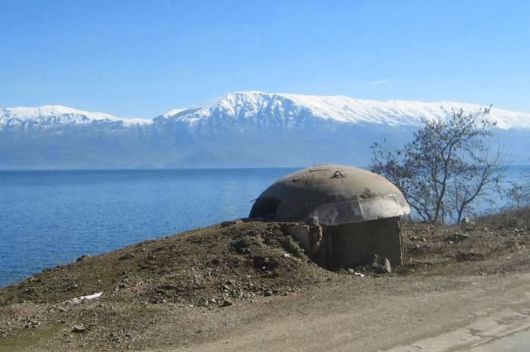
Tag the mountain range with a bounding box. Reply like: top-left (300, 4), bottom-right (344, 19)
top-left (1, 91), bottom-right (529, 169)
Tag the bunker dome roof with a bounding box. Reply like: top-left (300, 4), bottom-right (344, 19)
top-left (249, 164), bottom-right (410, 225)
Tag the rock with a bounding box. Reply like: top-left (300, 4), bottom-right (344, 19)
top-left (221, 299), bottom-right (233, 307)
top-left (371, 255), bottom-right (392, 274)
top-left (447, 233), bottom-right (470, 242)
top-left (118, 253), bottom-right (134, 260)
top-left (65, 283), bottom-right (79, 291)
top-left (252, 256), bottom-right (278, 271)
top-left (76, 255), bottom-right (91, 262)
top-left (221, 219), bottom-right (243, 227)
top-left (72, 325), bottom-right (86, 333)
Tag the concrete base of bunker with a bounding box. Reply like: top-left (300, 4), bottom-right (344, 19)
top-left (282, 217), bottom-right (403, 270)
top-left (321, 217), bottom-right (403, 268)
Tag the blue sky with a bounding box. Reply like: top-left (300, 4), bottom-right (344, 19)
top-left (1, 0), bottom-right (529, 118)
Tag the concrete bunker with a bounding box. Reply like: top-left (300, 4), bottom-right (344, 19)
top-left (249, 165), bottom-right (411, 269)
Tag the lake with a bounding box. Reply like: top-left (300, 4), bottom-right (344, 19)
top-left (0, 166), bottom-right (528, 288)
top-left (0, 168), bottom-right (295, 287)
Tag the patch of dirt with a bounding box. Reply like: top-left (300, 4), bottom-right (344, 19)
top-left (1, 208), bottom-right (530, 351)
top-left (0, 221), bottom-right (336, 351)
top-left (0, 222), bottom-right (332, 308)
top-left (400, 207), bottom-right (530, 276)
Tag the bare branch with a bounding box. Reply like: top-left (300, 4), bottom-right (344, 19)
top-left (370, 106), bottom-right (503, 223)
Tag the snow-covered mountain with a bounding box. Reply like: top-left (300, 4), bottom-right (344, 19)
top-left (1, 91), bottom-right (529, 168)
top-left (0, 105), bottom-right (150, 131)
top-left (2, 92), bottom-right (530, 133)
top-left (158, 91), bottom-right (530, 131)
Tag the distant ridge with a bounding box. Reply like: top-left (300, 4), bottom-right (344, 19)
top-left (0, 105), bottom-right (150, 130)
top-left (158, 91), bottom-right (530, 130)
top-left (1, 91), bottom-right (529, 168)
top-left (2, 91), bottom-right (530, 131)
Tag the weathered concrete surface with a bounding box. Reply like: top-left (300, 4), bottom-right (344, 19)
top-left (282, 218), bottom-right (403, 268)
top-left (249, 164), bottom-right (410, 224)
top-left (324, 217), bottom-right (403, 267)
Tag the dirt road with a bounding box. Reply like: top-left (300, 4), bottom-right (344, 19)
top-left (152, 273), bottom-right (530, 352)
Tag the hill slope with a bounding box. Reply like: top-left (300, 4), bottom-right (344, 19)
top-left (1, 209), bottom-right (530, 351)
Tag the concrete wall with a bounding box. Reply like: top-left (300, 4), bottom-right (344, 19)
top-left (322, 217), bottom-right (403, 268)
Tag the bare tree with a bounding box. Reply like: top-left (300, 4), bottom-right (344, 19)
top-left (370, 107), bottom-right (504, 223)
top-left (506, 181), bottom-right (530, 209)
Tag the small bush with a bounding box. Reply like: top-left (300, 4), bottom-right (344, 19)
top-left (230, 236), bottom-right (253, 254)
top-left (281, 236), bottom-right (305, 258)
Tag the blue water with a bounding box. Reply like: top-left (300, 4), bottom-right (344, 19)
top-left (0, 168), bottom-right (295, 287)
top-left (0, 166), bottom-right (528, 288)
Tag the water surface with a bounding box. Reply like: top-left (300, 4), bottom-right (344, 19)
top-left (0, 168), bottom-right (294, 287)
top-left (0, 166), bottom-right (528, 288)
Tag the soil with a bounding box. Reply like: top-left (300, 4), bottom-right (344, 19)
top-left (1, 208), bottom-right (530, 351)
